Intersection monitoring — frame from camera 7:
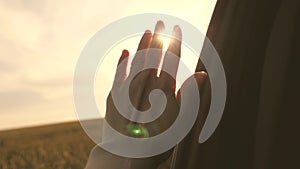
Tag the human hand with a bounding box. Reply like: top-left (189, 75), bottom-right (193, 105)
top-left (85, 20), bottom-right (207, 169)
top-left (105, 20), bottom-right (207, 137)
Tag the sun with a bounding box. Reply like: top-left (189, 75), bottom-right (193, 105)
top-left (158, 34), bottom-right (171, 51)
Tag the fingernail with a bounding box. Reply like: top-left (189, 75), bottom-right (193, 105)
top-left (199, 71), bottom-right (207, 77)
top-left (200, 71), bottom-right (208, 80)
top-left (194, 71), bottom-right (208, 83)
top-left (172, 25), bottom-right (182, 40)
top-left (122, 49), bottom-right (129, 57)
top-left (157, 20), bottom-right (164, 26)
top-left (145, 29), bottom-right (151, 34)
top-left (174, 25), bottom-right (180, 31)
top-left (154, 20), bottom-right (165, 32)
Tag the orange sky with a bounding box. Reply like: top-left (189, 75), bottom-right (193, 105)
top-left (0, 0), bottom-right (216, 130)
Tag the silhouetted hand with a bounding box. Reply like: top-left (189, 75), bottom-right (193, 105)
top-left (105, 20), bottom-right (207, 137)
top-left (85, 21), bottom-right (207, 169)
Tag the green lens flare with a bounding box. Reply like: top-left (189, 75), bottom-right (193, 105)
top-left (126, 124), bottom-right (149, 138)
top-left (132, 128), bottom-right (142, 135)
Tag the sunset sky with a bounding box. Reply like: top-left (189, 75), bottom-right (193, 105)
top-left (0, 0), bottom-right (216, 130)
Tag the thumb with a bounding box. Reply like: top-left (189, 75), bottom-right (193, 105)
top-left (177, 71), bottom-right (207, 105)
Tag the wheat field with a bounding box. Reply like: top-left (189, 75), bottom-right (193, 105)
top-left (0, 121), bottom-right (95, 169)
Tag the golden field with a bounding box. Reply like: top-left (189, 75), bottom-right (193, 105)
top-left (0, 121), bottom-right (95, 169)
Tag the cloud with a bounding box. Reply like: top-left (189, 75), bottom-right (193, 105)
top-left (0, 60), bottom-right (14, 73)
top-left (21, 76), bottom-right (72, 89)
top-left (0, 90), bottom-right (45, 112)
top-left (0, 0), bottom-right (128, 115)
top-left (0, 89), bottom-right (76, 131)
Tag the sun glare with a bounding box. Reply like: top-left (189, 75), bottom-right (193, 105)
top-left (158, 34), bottom-right (171, 51)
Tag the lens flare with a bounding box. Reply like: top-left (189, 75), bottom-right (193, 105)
top-left (127, 123), bottom-right (149, 138)
top-left (158, 34), bottom-right (171, 51)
